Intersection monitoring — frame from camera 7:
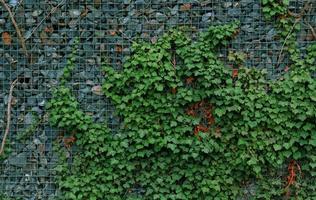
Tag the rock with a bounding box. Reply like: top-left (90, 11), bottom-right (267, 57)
top-left (124, 0), bottom-right (131, 4)
top-left (249, 11), bottom-right (260, 19)
top-left (156, 12), bottom-right (167, 22)
top-left (266, 28), bottom-right (277, 41)
top-left (26, 18), bottom-right (36, 24)
top-left (0, 19), bottom-right (6, 25)
top-left (202, 12), bottom-right (214, 22)
top-left (306, 33), bottom-right (315, 41)
top-left (24, 112), bottom-right (34, 125)
top-left (33, 138), bottom-right (42, 145)
top-left (91, 85), bottom-right (103, 96)
top-left (171, 5), bottom-right (179, 15)
top-left (43, 183), bottom-right (55, 196)
top-left (39, 156), bottom-right (48, 166)
top-left (135, 0), bottom-right (145, 5)
top-left (0, 72), bottom-right (5, 80)
top-left (32, 10), bottom-right (43, 17)
top-left (31, 107), bottom-right (43, 114)
top-left (4, 53), bottom-right (17, 64)
top-left (241, 25), bottom-right (254, 33)
top-left (240, 0), bottom-right (253, 7)
top-left (8, 152), bottom-right (28, 168)
top-left (9, 0), bottom-right (18, 7)
top-left (69, 9), bottom-right (81, 18)
top-left (223, 2), bottom-right (233, 8)
top-left (50, 33), bottom-right (63, 43)
top-left (228, 8), bottom-right (241, 17)
top-left (38, 167), bottom-right (48, 178)
top-left (253, 3), bottom-right (260, 10)
top-left (38, 99), bottom-right (45, 107)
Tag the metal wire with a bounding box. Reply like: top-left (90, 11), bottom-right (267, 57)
top-left (0, 0), bottom-right (315, 199)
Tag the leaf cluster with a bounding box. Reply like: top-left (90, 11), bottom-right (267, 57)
top-left (47, 16), bottom-right (316, 200)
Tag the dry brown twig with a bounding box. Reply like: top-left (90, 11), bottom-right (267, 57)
top-left (0, 0), bottom-right (28, 59)
top-left (305, 21), bottom-right (316, 40)
top-left (0, 79), bottom-right (18, 155)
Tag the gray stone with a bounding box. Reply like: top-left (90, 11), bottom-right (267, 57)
top-left (8, 152), bottom-right (28, 168)
top-left (253, 4), bottom-right (260, 10)
top-left (249, 12), bottom-right (260, 19)
top-left (69, 9), bottom-right (81, 18)
top-left (95, 30), bottom-right (106, 37)
top-left (122, 16), bottom-right (130, 24)
top-left (156, 12), bottom-right (167, 22)
top-left (39, 157), bottom-right (48, 166)
top-left (26, 18), bottom-right (36, 24)
top-left (223, 2), bottom-right (233, 8)
top-left (135, 0), bottom-right (145, 5)
top-left (228, 8), bottom-right (241, 17)
top-left (24, 112), bottom-right (34, 125)
top-left (93, 10), bottom-right (102, 19)
top-left (240, 0), bottom-right (253, 7)
top-left (91, 85), bottom-right (102, 96)
top-left (241, 25), bottom-right (254, 33)
top-left (50, 33), bottom-right (63, 43)
top-left (80, 87), bottom-right (91, 94)
top-left (202, 12), bottom-right (214, 22)
top-left (38, 99), bottom-right (45, 107)
top-left (266, 28), bottom-right (277, 41)
top-left (0, 19), bottom-right (6, 25)
top-left (33, 138), bottom-right (42, 145)
top-left (171, 5), bottom-right (179, 15)
top-left (9, 0), bottom-right (18, 6)
top-left (43, 183), bottom-right (55, 196)
top-left (26, 143), bottom-right (36, 151)
top-left (38, 167), bottom-right (48, 177)
top-left (0, 72), bottom-right (5, 80)
top-left (4, 53), bottom-right (17, 64)
top-left (32, 10), bottom-right (43, 17)
top-left (31, 107), bottom-right (42, 114)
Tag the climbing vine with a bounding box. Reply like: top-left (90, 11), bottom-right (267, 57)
top-left (47, 2), bottom-right (316, 199)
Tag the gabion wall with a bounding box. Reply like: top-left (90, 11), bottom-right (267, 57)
top-left (0, 0), bottom-right (315, 199)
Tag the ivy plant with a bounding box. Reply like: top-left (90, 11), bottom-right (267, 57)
top-left (47, 14), bottom-right (316, 200)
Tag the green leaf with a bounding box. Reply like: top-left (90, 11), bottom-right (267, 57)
top-left (309, 139), bottom-right (316, 147)
top-left (156, 84), bottom-right (164, 91)
top-left (273, 144), bottom-right (282, 151)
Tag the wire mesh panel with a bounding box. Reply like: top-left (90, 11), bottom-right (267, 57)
top-left (0, 0), bottom-right (315, 199)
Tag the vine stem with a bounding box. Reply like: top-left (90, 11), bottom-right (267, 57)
top-left (0, 0), bottom-right (29, 59)
top-left (276, 18), bottom-right (300, 66)
top-left (276, 1), bottom-right (312, 66)
top-left (0, 79), bottom-right (18, 155)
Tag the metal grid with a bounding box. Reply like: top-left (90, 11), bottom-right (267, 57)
top-left (0, 0), bottom-right (315, 199)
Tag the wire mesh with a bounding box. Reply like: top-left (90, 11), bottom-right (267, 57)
top-left (0, 0), bottom-right (315, 199)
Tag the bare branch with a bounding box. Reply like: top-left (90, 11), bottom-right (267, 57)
top-left (0, 79), bottom-right (18, 155)
top-left (0, 0), bottom-right (29, 59)
top-left (305, 21), bottom-right (316, 40)
top-left (25, 0), bottom-right (66, 41)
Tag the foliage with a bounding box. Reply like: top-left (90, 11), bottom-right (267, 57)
top-left (261, 0), bottom-right (312, 66)
top-left (0, 193), bottom-right (17, 200)
top-left (46, 3), bottom-right (316, 199)
top-left (262, 0), bottom-right (289, 19)
top-left (228, 50), bottom-right (246, 67)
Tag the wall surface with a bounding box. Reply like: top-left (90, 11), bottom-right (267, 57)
top-left (0, 0), bottom-right (315, 199)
